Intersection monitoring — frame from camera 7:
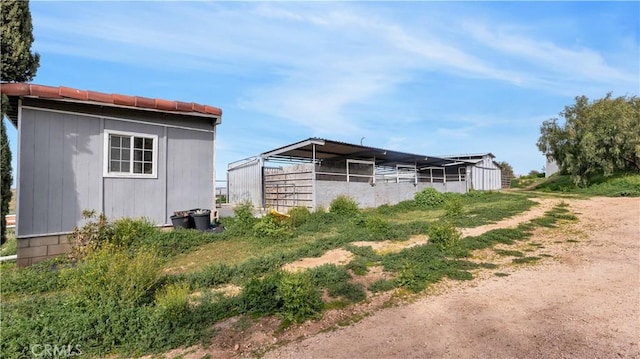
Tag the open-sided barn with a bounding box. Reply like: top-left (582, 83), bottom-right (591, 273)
top-left (228, 138), bottom-right (473, 212)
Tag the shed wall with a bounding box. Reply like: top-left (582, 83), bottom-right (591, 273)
top-left (17, 106), bottom-right (214, 237)
top-left (103, 119), bottom-right (167, 223)
top-left (18, 109), bottom-right (102, 237)
top-left (469, 156), bottom-right (502, 191)
top-left (166, 127), bottom-right (214, 220)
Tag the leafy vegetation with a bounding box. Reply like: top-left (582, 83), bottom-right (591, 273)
top-left (0, 227), bottom-right (16, 256)
top-left (1, 0), bottom-right (41, 245)
top-left (530, 173), bottom-right (640, 197)
top-left (2, 191), bottom-right (579, 357)
top-left (537, 94), bottom-right (639, 186)
top-left (414, 187), bottom-right (444, 208)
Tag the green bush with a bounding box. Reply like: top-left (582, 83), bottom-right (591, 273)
top-left (154, 282), bottom-right (191, 321)
top-left (111, 217), bottom-right (158, 247)
top-left (64, 244), bottom-right (162, 307)
top-left (253, 213), bottom-right (291, 239)
top-left (428, 221), bottom-right (461, 251)
top-left (329, 195), bottom-right (359, 217)
top-left (277, 272), bottom-right (323, 323)
top-left (414, 187), bottom-right (444, 208)
top-left (241, 272), bottom-right (282, 316)
top-left (364, 216), bottom-right (392, 238)
top-left (239, 271), bottom-right (323, 323)
top-left (228, 202), bottom-right (256, 234)
top-left (307, 264), bottom-right (351, 287)
top-left (288, 206), bottom-right (311, 228)
top-left (0, 228), bottom-right (16, 255)
top-left (444, 196), bottom-right (464, 217)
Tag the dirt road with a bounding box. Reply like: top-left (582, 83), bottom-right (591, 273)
top-left (265, 197), bottom-right (640, 358)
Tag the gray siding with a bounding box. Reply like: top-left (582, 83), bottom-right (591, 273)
top-left (18, 109), bottom-right (102, 237)
top-left (103, 120), bottom-right (167, 224)
top-left (469, 156), bottom-right (502, 191)
top-left (22, 98), bottom-right (216, 131)
top-left (166, 128), bottom-right (213, 222)
top-left (18, 105), bottom-right (215, 237)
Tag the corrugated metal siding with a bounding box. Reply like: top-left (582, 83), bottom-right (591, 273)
top-left (18, 109), bottom-right (102, 237)
top-left (166, 128), bottom-right (214, 222)
top-left (228, 158), bottom-right (263, 208)
top-left (469, 156), bottom-right (502, 190)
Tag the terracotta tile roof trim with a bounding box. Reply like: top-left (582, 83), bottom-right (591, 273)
top-left (0, 82), bottom-right (222, 117)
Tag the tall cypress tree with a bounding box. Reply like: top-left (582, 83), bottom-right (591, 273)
top-left (1, 0), bottom-right (40, 244)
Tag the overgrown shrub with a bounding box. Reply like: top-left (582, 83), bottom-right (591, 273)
top-left (365, 216), bottom-right (392, 238)
top-left (240, 271), bottom-right (323, 323)
top-left (228, 202), bottom-right (256, 234)
top-left (67, 210), bottom-right (113, 260)
top-left (64, 244), bottom-right (162, 307)
top-left (329, 195), bottom-right (359, 217)
top-left (154, 282), bottom-right (191, 321)
top-left (288, 206), bottom-right (311, 228)
top-left (428, 221), bottom-right (461, 251)
top-left (414, 187), bottom-right (444, 208)
top-left (111, 217), bottom-right (158, 247)
top-left (241, 272), bottom-right (282, 316)
top-left (253, 212), bottom-right (291, 239)
top-left (277, 272), bottom-right (323, 323)
top-left (444, 196), bottom-right (464, 217)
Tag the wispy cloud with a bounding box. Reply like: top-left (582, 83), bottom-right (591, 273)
top-left (28, 1), bottom-right (639, 175)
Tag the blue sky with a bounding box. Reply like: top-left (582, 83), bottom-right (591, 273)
top-left (4, 1), bottom-right (639, 184)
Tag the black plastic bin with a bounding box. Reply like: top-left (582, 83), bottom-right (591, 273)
top-left (170, 214), bottom-right (192, 229)
top-left (190, 209), bottom-right (212, 231)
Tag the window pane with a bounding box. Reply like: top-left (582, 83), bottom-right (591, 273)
top-left (110, 161), bottom-right (120, 172)
top-left (143, 150), bottom-right (152, 162)
top-left (111, 135), bottom-right (121, 147)
top-left (144, 138), bottom-right (153, 150)
top-left (122, 149), bottom-right (130, 161)
top-left (143, 163), bottom-right (153, 174)
top-left (133, 150), bottom-right (142, 161)
top-left (122, 137), bottom-right (130, 148)
top-left (133, 162), bottom-right (142, 174)
top-left (110, 148), bottom-right (121, 161)
top-left (121, 161), bottom-right (130, 172)
top-left (134, 137), bottom-right (143, 149)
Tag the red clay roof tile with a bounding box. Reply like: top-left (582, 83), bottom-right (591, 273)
top-left (0, 82), bottom-right (222, 117)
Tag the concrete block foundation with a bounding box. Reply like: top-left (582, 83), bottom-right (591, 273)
top-left (17, 234), bottom-right (70, 267)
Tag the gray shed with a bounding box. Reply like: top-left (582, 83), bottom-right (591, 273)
top-left (228, 138), bottom-right (469, 212)
top-left (1, 83), bottom-right (222, 266)
top-left (440, 153), bottom-right (503, 190)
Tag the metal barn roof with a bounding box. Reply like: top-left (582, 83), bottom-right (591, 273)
top-left (261, 138), bottom-right (461, 168)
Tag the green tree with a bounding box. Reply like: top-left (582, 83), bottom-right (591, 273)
top-left (496, 161), bottom-right (514, 180)
top-left (537, 94), bottom-right (640, 187)
top-left (1, 0), bottom-right (41, 243)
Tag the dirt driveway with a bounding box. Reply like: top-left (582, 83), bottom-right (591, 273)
top-left (265, 197), bottom-right (640, 358)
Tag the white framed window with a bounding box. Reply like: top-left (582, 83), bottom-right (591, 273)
top-left (103, 130), bottom-right (158, 178)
